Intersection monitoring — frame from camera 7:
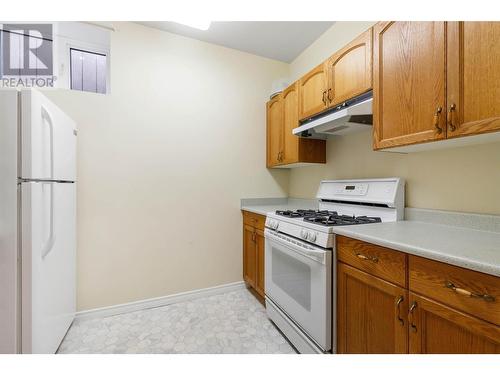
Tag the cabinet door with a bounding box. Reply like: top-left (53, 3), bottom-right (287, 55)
top-left (373, 22), bottom-right (446, 149)
top-left (282, 82), bottom-right (299, 164)
top-left (298, 63), bottom-right (328, 120)
top-left (337, 263), bottom-right (408, 354)
top-left (254, 229), bottom-right (265, 298)
top-left (327, 28), bottom-right (372, 107)
top-left (266, 94), bottom-right (283, 167)
top-left (408, 293), bottom-right (500, 354)
top-left (447, 22), bottom-right (500, 137)
top-left (243, 224), bottom-right (256, 288)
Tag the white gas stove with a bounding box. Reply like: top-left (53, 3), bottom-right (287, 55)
top-left (264, 178), bottom-right (405, 354)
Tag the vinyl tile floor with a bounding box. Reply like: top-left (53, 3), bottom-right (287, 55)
top-left (57, 288), bottom-right (296, 354)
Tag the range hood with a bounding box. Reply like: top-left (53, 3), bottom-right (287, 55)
top-left (293, 91), bottom-right (373, 138)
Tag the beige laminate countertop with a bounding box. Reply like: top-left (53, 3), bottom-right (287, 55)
top-left (240, 200), bottom-right (500, 277)
top-left (332, 221), bottom-right (500, 277)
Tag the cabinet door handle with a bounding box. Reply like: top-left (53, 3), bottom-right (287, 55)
top-left (327, 88), bottom-right (333, 103)
top-left (277, 151), bottom-right (283, 162)
top-left (445, 281), bottom-right (495, 302)
top-left (355, 253), bottom-right (379, 263)
top-left (408, 301), bottom-right (418, 332)
top-left (433, 106), bottom-right (443, 134)
top-left (322, 91), bottom-right (327, 105)
top-left (448, 103), bottom-right (457, 132)
top-left (396, 296), bottom-right (405, 326)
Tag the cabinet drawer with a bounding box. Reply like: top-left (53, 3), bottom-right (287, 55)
top-left (337, 236), bottom-right (407, 287)
top-left (409, 256), bottom-right (500, 325)
top-left (242, 210), bottom-right (266, 231)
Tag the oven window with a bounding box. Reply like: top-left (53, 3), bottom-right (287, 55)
top-left (272, 248), bottom-right (311, 310)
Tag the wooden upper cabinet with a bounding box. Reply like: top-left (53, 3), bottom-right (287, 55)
top-left (282, 83), bottom-right (299, 164)
top-left (266, 83), bottom-right (326, 168)
top-left (447, 22), bottom-right (500, 138)
top-left (373, 22), bottom-right (447, 149)
top-left (298, 62), bottom-right (328, 120)
top-left (266, 94), bottom-right (283, 167)
top-left (337, 263), bottom-right (408, 354)
top-left (327, 28), bottom-right (373, 107)
top-left (408, 293), bottom-right (500, 354)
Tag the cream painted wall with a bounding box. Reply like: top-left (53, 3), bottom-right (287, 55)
top-left (288, 22), bottom-right (500, 215)
top-left (44, 22), bottom-right (290, 310)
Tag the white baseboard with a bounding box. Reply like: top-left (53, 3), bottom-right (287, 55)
top-left (75, 281), bottom-right (246, 321)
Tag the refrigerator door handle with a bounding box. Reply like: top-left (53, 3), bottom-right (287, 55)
top-left (40, 106), bottom-right (54, 180)
top-left (41, 183), bottom-right (55, 259)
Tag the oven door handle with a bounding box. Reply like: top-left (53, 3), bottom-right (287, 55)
top-left (265, 230), bottom-right (326, 264)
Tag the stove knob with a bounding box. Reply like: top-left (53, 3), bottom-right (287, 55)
top-left (307, 232), bottom-right (317, 242)
top-left (300, 229), bottom-right (308, 239)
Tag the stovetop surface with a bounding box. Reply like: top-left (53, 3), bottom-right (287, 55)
top-left (274, 209), bottom-right (382, 227)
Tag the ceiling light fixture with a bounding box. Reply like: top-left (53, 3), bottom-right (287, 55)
top-left (172, 20), bottom-right (211, 31)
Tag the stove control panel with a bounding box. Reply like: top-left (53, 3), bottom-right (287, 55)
top-left (335, 183), bottom-right (368, 196)
top-left (300, 229), bottom-right (317, 243)
top-left (267, 219), bottom-right (279, 230)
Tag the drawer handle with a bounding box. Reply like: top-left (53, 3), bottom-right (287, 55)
top-left (445, 281), bottom-right (495, 302)
top-left (396, 296), bottom-right (404, 326)
top-left (355, 253), bottom-right (379, 263)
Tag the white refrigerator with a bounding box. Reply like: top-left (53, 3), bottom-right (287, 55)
top-left (0, 89), bottom-right (77, 354)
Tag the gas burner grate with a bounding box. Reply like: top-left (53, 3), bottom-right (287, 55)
top-left (303, 214), bottom-right (382, 227)
top-left (275, 209), bottom-right (336, 218)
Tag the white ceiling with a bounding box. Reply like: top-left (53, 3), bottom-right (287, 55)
top-left (136, 21), bottom-right (334, 63)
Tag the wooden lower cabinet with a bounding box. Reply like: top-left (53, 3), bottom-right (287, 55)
top-left (242, 211), bottom-right (265, 300)
top-left (408, 293), bottom-right (500, 353)
top-left (336, 235), bottom-right (500, 354)
top-left (337, 262), bottom-right (408, 354)
top-left (243, 224), bottom-right (257, 288)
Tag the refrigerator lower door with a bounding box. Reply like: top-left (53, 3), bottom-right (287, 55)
top-left (21, 181), bottom-right (76, 354)
top-left (20, 89), bottom-right (77, 182)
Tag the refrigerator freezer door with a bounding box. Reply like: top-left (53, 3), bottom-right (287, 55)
top-left (20, 89), bottom-right (77, 182)
top-left (21, 181), bottom-right (76, 354)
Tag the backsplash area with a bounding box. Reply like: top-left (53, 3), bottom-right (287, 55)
top-left (288, 130), bottom-right (500, 215)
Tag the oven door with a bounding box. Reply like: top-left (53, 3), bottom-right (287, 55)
top-left (264, 229), bottom-right (331, 351)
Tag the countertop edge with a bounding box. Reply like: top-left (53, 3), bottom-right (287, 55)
top-left (332, 227), bottom-right (500, 277)
top-left (240, 206), bottom-right (272, 216)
